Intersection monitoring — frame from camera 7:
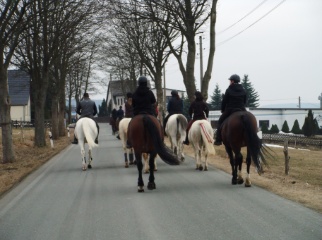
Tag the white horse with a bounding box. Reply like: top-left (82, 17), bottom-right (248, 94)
top-left (74, 118), bottom-right (98, 171)
top-left (189, 120), bottom-right (216, 171)
top-left (119, 118), bottom-right (135, 167)
top-left (119, 118), bottom-right (157, 172)
top-left (165, 114), bottom-right (188, 161)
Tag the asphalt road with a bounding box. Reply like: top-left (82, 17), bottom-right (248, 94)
top-left (0, 123), bottom-right (321, 240)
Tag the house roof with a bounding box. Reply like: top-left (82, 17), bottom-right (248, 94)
top-left (8, 70), bottom-right (30, 106)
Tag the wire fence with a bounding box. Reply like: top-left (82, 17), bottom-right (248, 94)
top-left (262, 133), bottom-right (322, 149)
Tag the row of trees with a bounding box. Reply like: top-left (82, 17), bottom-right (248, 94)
top-left (261, 110), bottom-right (321, 137)
top-left (1, 0), bottom-right (220, 163)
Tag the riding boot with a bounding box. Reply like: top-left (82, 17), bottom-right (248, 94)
top-left (214, 127), bottom-right (222, 146)
top-left (183, 132), bottom-right (189, 145)
top-left (72, 135), bottom-right (78, 144)
top-left (116, 134), bottom-right (120, 140)
top-left (126, 140), bottom-right (132, 149)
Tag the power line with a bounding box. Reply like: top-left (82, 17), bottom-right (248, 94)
top-left (217, 0), bottom-right (286, 46)
top-left (217, 0), bottom-right (268, 35)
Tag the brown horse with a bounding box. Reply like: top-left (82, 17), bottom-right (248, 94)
top-left (220, 111), bottom-right (269, 187)
top-left (128, 114), bottom-right (180, 192)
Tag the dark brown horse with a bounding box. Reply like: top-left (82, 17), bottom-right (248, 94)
top-left (220, 111), bottom-right (269, 187)
top-left (128, 114), bottom-right (180, 192)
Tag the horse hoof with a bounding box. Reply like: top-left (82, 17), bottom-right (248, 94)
top-left (82, 167), bottom-right (87, 171)
top-left (199, 166), bottom-right (203, 171)
top-left (148, 182), bottom-right (156, 190)
top-left (129, 161), bottom-right (134, 165)
top-left (88, 164), bottom-right (92, 169)
top-left (154, 169), bottom-right (157, 171)
top-left (138, 186), bottom-right (144, 192)
top-left (237, 179), bottom-right (244, 185)
top-left (204, 166), bottom-right (208, 171)
top-left (245, 183), bottom-right (252, 187)
top-left (231, 179), bottom-right (237, 185)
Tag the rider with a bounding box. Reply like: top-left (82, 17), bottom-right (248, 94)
top-left (214, 74), bottom-right (247, 145)
top-left (126, 76), bottom-right (157, 148)
top-left (183, 91), bottom-right (209, 145)
top-left (163, 90), bottom-right (183, 136)
top-left (132, 76), bottom-right (156, 116)
top-left (124, 92), bottom-right (134, 118)
top-left (72, 92), bottom-right (99, 144)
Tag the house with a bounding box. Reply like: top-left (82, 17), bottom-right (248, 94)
top-left (106, 79), bottom-right (186, 113)
top-left (8, 70), bottom-right (31, 122)
top-left (209, 108), bottom-right (322, 130)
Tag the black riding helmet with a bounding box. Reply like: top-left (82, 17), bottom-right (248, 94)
top-left (138, 76), bottom-right (148, 86)
top-left (171, 90), bottom-right (178, 96)
top-left (228, 74), bottom-right (240, 83)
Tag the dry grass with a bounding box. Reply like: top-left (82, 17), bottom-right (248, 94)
top-left (1, 128), bottom-right (321, 214)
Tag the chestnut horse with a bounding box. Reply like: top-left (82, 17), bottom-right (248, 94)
top-left (220, 111), bottom-right (269, 187)
top-left (127, 114), bottom-right (180, 192)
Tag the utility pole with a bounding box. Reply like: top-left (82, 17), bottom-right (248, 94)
top-left (318, 92), bottom-right (322, 109)
top-left (298, 96), bottom-right (301, 108)
top-left (199, 35), bottom-right (203, 91)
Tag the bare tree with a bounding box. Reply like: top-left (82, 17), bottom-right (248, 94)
top-left (0, 0), bottom-right (31, 163)
top-left (144, 0), bottom-right (218, 102)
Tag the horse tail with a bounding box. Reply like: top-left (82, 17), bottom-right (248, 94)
top-left (199, 122), bottom-right (216, 155)
top-left (143, 115), bottom-right (180, 165)
top-left (82, 119), bottom-right (98, 148)
top-left (241, 114), bottom-right (267, 172)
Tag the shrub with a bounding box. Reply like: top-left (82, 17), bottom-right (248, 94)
top-left (270, 124), bottom-right (279, 134)
top-left (281, 120), bottom-right (290, 133)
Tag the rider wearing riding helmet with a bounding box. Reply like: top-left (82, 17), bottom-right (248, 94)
top-left (72, 92), bottom-right (99, 144)
top-left (132, 76), bottom-right (157, 116)
top-left (183, 91), bottom-right (209, 145)
top-left (124, 92), bottom-right (134, 118)
top-left (214, 74), bottom-right (247, 145)
top-left (163, 90), bottom-right (183, 135)
top-left (126, 76), bottom-right (157, 148)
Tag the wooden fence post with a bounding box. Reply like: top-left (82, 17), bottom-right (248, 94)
top-left (283, 139), bottom-right (290, 175)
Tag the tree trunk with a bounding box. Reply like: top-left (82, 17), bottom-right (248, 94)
top-left (0, 67), bottom-right (15, 163)
top-left (58, 86), bottom-right (66, 137)
top-left (51, 95), bottom-right (59, 140)
top-left (32, 73), bottom-right (49, 147)
top-left (201, 0), bottom-right (218, 101)
top-left (184, 38), bottom-right (197, 103)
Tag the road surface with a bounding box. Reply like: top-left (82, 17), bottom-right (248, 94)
top-left (0, 123), bottom-right (321, 240)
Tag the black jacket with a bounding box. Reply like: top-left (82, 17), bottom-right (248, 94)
top-left (76, 98), bottom-right (97, 118)
top-left (189, 100), bottom-right (209, 120)
top-left (167, 97), bottom-right (183, 115)
top-left (132, 86), bottom-right (156, 116)
top-left (221, 84), bottom-right (247, 112)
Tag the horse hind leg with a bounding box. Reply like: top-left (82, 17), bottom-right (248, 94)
top-left (147, 153), bottom-right (157, 190)
top-left (81, 147), bottom-right (87, 171)
top-left (87, 148), bottom-right (93, 169)
top-left (236, 153), bottom-right (244, 185)
top-left (245, 151), bottom-right (252, 187)
top-left (135, 152), bottom-right (144, 192)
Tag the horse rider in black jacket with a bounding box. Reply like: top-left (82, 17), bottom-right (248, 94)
top-left (214, 74), bottom-right (247, 145)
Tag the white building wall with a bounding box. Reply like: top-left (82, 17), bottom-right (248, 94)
top-left (209, 109), bottom-right (322, 130)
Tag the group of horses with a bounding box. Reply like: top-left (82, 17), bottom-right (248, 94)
top-left (74, 111), bottom-right (270, 191)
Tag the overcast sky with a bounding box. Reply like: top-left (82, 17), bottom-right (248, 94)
top-left (94, 0), bottom-right (322, 107)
